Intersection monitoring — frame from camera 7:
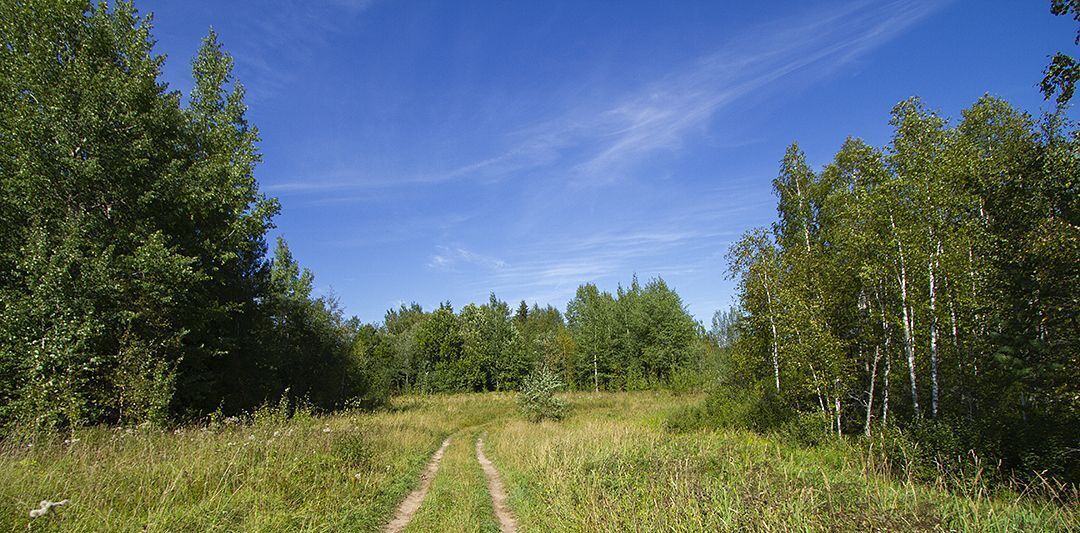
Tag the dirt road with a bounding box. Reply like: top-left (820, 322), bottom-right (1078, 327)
top-left (476, 436), bottom-right (517, 533)
top-left (383, 437), bottom-right (451, 533)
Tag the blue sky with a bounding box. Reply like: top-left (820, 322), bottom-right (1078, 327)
top-left (140, 0), bottom-right (1076, 324)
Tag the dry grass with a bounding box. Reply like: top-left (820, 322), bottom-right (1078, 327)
top-left (487, 391), bottom-right (1078, 532)
top-left (404, 430), bottom-right (498, 532)
top-left (0, 394), bottom-right (515, 532)
top-left (1, 391), bottom-right (1075, 531)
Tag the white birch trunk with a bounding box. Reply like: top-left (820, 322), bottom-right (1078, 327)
top-left (949, 297), bottom-right (960, 354)
top-left (891, 216), bottom-right (919, 417)
top-left (762, 271), bottom-right (781, 393)
top-left (834, 394), bottom-right (842, 437)
top-left (928, 240), bottom-right (941, 418)
top-left (882, 351), bottom-right (891, 426)
top-left (810, 362), bottom-right (826, 416)
top-left (866, 345), bottom-right (880, 436)
top-left (793, 175), bottom-right (812, 255)
top-left (593, 351), bottom-right (598, 393)
top-left (876, 289), bottom-right (893, 427)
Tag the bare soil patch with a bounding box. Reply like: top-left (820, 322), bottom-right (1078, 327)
top-left (476, 436), bottom-right (517, 533)
top-left (384, 437), bottom-right (451, 533)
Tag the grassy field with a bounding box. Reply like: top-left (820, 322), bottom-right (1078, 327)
top-left (1, 392), bottom-right (1075, 531)
top-left (0, 395), bottom-right (514, 532)
top-left (488, 393), bottom-right (1077, 531)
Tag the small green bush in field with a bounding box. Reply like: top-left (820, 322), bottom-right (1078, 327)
top-left (518, 367), bottom-right (566, 422)
top-left (668, 380), bottom-right (795, 434)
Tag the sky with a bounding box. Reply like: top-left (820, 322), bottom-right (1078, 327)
top-left (139, 0), bottom-right (1077, 324)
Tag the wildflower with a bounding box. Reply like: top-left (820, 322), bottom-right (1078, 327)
top-left (29, 499), bottom-right (68, 519)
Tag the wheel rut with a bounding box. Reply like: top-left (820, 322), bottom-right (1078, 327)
top-left (476, 436), bottom-right (517, 533)
top-left (383, 437), bottom-right (451, 533)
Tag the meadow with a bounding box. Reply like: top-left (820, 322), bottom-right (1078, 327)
top-left (1, 393), bottom-right (1075, 532)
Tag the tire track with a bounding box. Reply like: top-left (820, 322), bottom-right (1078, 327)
top-left (383, 437), bottom-right (451, 533)
top-left (476, 436), bottom-right (517, 533)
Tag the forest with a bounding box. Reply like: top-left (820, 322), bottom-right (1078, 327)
top-left (718, 96), bottom-right (1078, 484)
top-left (0, 1), bottom-right (712, 431)
top-left (0, 1), bottom-right (1077, 523)
top-left (370, 276), bottom-right (708, 394)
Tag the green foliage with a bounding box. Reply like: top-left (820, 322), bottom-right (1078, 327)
top-left (1042, 1), bottom-right (1080, 106)
top-left (668, 379), bottom-right (805, 439)
top-left (358, 275), bottom-right (708, 397)
top-left (1042, 53), bottom-right (1078, 106)
top-left (566, 276), bottom-right (698, 391)
top-left (518, 366), bottom-right (566, 422)
top-left (0, 1), bottom-right (387, 430)
top-left (724, 94), bottom-right (1080, 485)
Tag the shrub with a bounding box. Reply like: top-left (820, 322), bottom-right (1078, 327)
top-left (775, 411), bottom-right (835, 447)
top-left (687, 380), bottom-right (794, 433)
top-left (662, 404), bottom-right (711, 432)
top-left (518, 366), bottom-right (566, 422)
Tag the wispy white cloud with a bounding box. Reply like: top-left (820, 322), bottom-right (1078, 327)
top-left (315, 212), bottom-right (476, 247)
top-left (269, 0), bottom-right (940, 195)
top-left (325, 0), bottom-right (376, 13)
top-left (264, 179), bottom-right (359, 193)
top-left (427, 246), bottom-right (508, 272)
top-left (446, 224), bottom-right (738, 308)
top-left (223, 0), bottom-right (380, 101)
top-left (537, 0), bottom-right (941, 184)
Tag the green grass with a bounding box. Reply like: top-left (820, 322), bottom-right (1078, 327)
top-left (405, 430), bottom-right (498, 533)
top-left (0, 394), bottom-right (515, 532)
top-left (488, 392), bottom-right (1077, 532)
top-left (1, 392), bottom-right (1075, 531)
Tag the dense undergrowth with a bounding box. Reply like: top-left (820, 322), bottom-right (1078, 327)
top-left (492, 392), bottom-right (1078, 531)
top-left (664, 386), bottom-right (1079, 507)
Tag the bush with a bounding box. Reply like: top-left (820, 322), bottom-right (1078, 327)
top-left (775, 411), bottom-right (836, 447)
top-left (689, 380), bottom-right (794, 433)
top-left (663, 404), bottom-right (711, 432)
top-left (518, 366), bottom-right (566, 422)
top-left (667, 364), bottom-right (708, 393)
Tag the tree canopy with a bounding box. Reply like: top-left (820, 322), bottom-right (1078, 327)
top-left (724, 96), bottom-right (1078, 482)
top-left (0, 1), bottom-right (379, 429)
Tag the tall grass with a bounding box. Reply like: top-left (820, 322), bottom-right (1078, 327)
top-left (405, 430), bottom-right (498, 532)
top-left (487, 392), bottom-right (1078, 531)
top-left (0, 394), bottom-right (515, 532)
top-left (2, 392), bottom-right (1074, 531)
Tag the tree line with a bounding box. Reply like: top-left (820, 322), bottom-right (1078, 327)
top-left (0, 1), bottom-right (381, 429)
top-left (6, 3), bottom-right (1075, 491)
top-left (723, 95), bottom-right (1078, 483)
top-left (361, 276), bottom-right (712, 395)
top-left (0, 1), bottom-right (714, 431)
